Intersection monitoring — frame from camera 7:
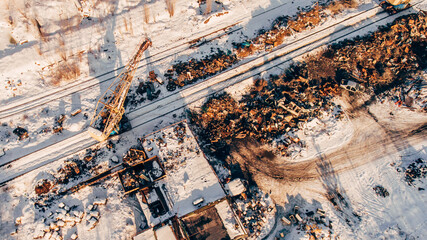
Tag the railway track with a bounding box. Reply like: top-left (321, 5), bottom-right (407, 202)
top-left (0, 2), bottom-right (423, 185)
top-left (0, 0), bottom-right (296, 120)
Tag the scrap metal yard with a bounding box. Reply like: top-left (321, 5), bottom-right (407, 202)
top-left (0, 0), bottom-right (426, 240)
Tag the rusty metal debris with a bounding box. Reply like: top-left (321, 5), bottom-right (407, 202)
top-left (330, 14), bottom-right (426, 90)
top-left (35, 179), bottom-right (52, 195)
top-left (373, 185), bottom-right (390, 197)
top-left (123, 148), bottom-right (147, 165)
top-left (136, 77), bottom-right (161, 101)
top-left (13, 127), bottom-right (29, 140)
top-left (56, 160), bottom-right (81, 184)
top-left (165, 50), bottom-right (238, 91)
top-left (397, 157), bottom-right (427, 186)
top-left (118, 156), bottom-right (166, 195)
top-left (70, 109), bottom-right (82, 117)
top-left (53, 114), bottom-right (66, 134)
top-left (234, 0), bottom-right (357, 58)
top-left (191, 13), bottom-right (426, 157)
top-left (173, 122), bottom-right (187, 144)
top-left (233, 187), bottom-right (274, 237)
top-left (190, 74), bottom-right (338, 155)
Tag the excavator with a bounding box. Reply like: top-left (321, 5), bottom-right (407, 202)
top-left (380, 0), bottom-right (411, 13)
top-left (88, 38), bottom-right (152, 141)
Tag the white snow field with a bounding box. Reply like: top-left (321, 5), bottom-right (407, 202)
top-left (0, 0), bottom-right (426, 239)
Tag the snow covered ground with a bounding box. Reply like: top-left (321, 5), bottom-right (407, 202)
top-left (2, 0), bottom-right (405, 186)
top-left (1, 0), bottom-right (427, 239)
top-left (0, 119), bottom-right (250, 239)
top-left (141, 121), bottom-right (226, 217)
top-left (267, 142), bottom-right (427, 240)
top-left (255, 96), bottom-right (427, 239)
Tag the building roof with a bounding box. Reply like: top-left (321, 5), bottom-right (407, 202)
top-left (134, 228), bottom-right (156, 240)
top-left (155, 224), bottom-right (177, 240)
top-left (143, 121), bottom-right (225, 217)
top-left (215, 200), bottom-right (246, 239)
top-left (226, 178), bottom-right (246, 196)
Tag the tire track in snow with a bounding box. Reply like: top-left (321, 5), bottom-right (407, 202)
top-left (0, 0), bottom-right (296, 119)
top-left (0, 3), bottom-right (424, 185)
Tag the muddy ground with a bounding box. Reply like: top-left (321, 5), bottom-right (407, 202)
top-left (229, 94), bottom-right (426, 204)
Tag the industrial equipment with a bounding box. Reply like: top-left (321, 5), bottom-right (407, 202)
top-left (380, 0), bottom-right (411, 13)
top-left (88, 38), bottom-right (152, 141)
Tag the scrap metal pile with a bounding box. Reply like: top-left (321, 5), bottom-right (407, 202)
top-left (328, 14), bottom-right (427, 91)
top-left (397, 157), bottom-right (427, 187)
top-left (34, 147), bottom-right (103, 208)
top-left (190, 13), bottom-right (427, 156)
top-left (122, 148), bottom-right (147, 165)
top-left (190, 75), bottom-right (339, 155)
top-left (234, 0), bottom-right (357, 58)
top-left (164, 50), bottom-right (238, 91)
top-left (233, 187), bottom-right (274, 237)
top-left (12, 126), bottom-right (29, 140)
top-left (284, 206), bottom-right (333, 240)
top-left (164, 0), bottom-right (358, 91)
top-left (31, 199), bottom-right (107, 240)
top-left (373, 185), bottom-right (390, 197)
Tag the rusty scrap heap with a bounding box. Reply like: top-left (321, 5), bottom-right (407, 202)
top-left (234, 0), bottom-right (357, 58)
top-left (329, 14), bottom-right (427, 90)
top-left (165, 50), bottom-right (237, 90)
top-left (122, 148), bottom-right (147, 165)
top-left (397, 157), bottom-right (427, 187)
top-left (191, 13), bottom-right (426, 156)
top-left (165, 0), bottom-right (358, 90)
top-left (191, 73), bottom-right (338, 155)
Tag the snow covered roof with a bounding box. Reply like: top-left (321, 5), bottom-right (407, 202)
top-left (143, 121), bottom-right (226, 217)
top-left (155, 224), bottom-right (177, 240)
top-left (162, 153), bottom-right (226, 217)
top-left (215, 200), bottom-right (246, 239)
top-left (134, 228), bottom-right (156, 240)
top-left (226, 178), bottom-right (246, 196)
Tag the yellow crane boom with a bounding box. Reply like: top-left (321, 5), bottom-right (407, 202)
top-left (88, 38), bottom-right (152, 141)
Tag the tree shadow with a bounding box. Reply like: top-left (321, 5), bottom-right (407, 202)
top-left (313, 139), bottom-right (361, 228)
top-left (266, 193), bottom-right (333, 239)
top-left (87, 0), bottom-right (123, 104)
top-left (126, 193), bottom-right (148, 232)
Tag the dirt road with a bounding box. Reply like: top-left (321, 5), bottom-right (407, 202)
top-left (231, 96), bottom-right (426, 204)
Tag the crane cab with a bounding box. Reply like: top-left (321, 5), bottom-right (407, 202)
top-left (381, 0), bottom-right (410, 13)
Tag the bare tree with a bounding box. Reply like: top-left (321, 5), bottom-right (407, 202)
top-left (205, 0), bottom-right (212, 15)
top-left (165, 0), bottom-right (175, 17)
top-left (143, 4), bottom-right (150, 23)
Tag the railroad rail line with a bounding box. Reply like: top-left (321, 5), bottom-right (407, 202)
top-left (0, 3), bottom-right (423, 185)
top-left (0, 0), bottom-right (295, 119)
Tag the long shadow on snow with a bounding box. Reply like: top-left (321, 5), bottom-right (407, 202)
top-left (313, 139), bottom-right (361, 229)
